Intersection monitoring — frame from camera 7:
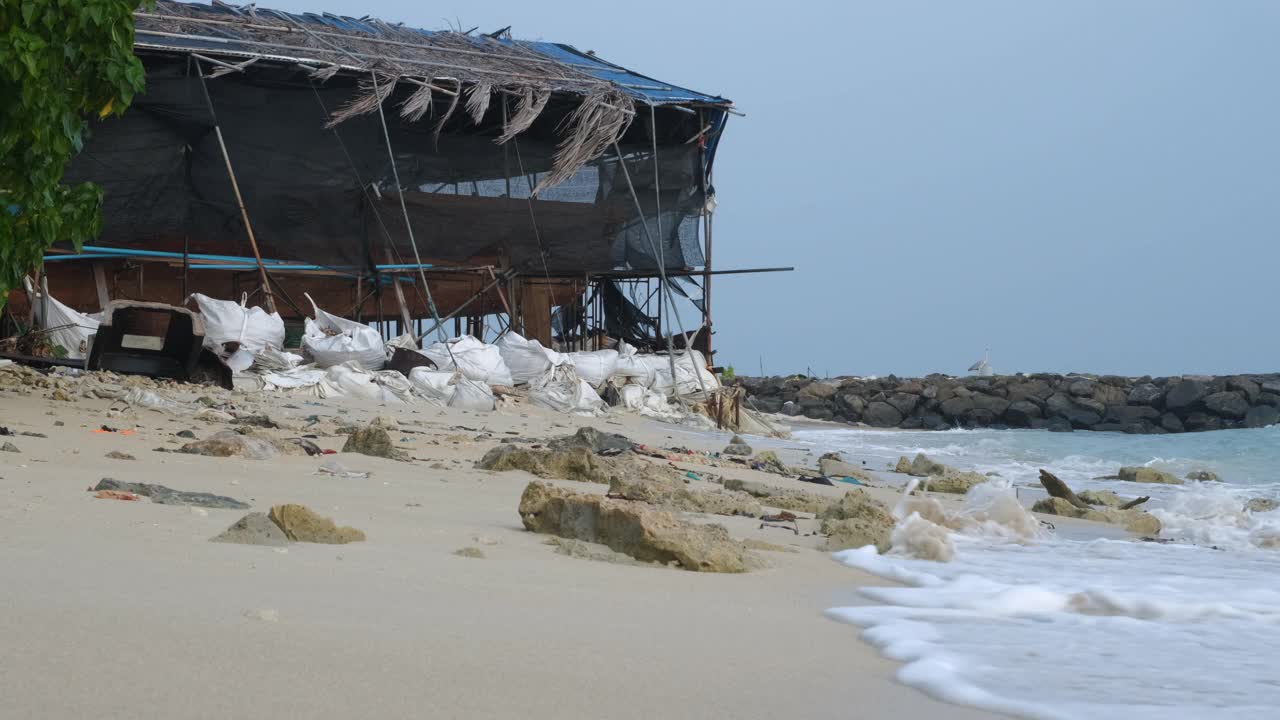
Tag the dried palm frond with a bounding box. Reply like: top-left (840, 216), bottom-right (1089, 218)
top-left (432, 78), bottom-right (463, 146)
top-left (465, 82), bottom-right (492, 124)
top-left (399, 80), bottom-right (433, 122)
top-left (533, 89), bottom-right (635, 195)
top-left (309, 64), bottom-right (341, 82)
top-left (325, 74), bottom-right (396, 127)
top-left (495, 86), bottom-right (550, 144)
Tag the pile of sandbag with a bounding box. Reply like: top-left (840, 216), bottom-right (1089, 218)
top-left (300, 294), bottom-right (386, 371)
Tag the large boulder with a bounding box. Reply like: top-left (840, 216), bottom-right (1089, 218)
top-left (798, 382), bottom-right (838, 400)
top-left (970, 393), bottom-right (1011, 417)
top-left (517, 482), bottom-right (762, 572)
top-left (1045, 393), bottom-right (1102, 427)
top-left (267, 504), bottom-right (366, 544)
top-left (1127, 383), bottom-right (1164, 406)
top-left (1246, 498), bottom-right (1279, 513)
top-left (1227, 377), bottom-right (1261, 403)
top-left (722, 435), bottom-right (753, 456)
top-left (1004, 400), bottom-right (1042, 427)
top-left (1184, 412), bottom-right (1223, 432)
top-left (752, 450), bottom-right (791, 476)
top-left (939, 395), bottom-right (976, 419)
top-left (1160, 412), bottom-right (1185, 433)
top-left (862, 401), bottom-right (903, 428)
top-left (607, 474), bottom-right (762, 517)
top-left (886, 392), bottom-right (920, 417)
top-left (342, 425), bottom-right (408, 460)
top-left (1031, 497), bottom-right (1161, 535)
top-left (1116, 466), bottom-right (1183, 485)
top-left (1245, 405), bottom-right (1280, 429)
top-left (1104, 404), bottom-right (1160, 425)
top-left (1165, 379), bottom-right (1210, 410)
top-left (1203, 391), bottom-right (1249, 419)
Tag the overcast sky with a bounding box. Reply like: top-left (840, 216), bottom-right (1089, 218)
top-left (265, 0), bottom-right (1279, 377)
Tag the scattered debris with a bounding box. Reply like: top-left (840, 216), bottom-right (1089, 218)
top-left (177, 430), bottom-right (295, 460)
top-left (93, 478), bottom-right (249, 509)
top-left (453, 547), bottom-right (486, 559)
top-left (94, 490), bottom-right (140, 501)
top-left (104, 451), bottom-right (136, 461)
top-left (760, 510), bottom-right (799, 535)
top-left (315, 459), bottom-right (371, 479)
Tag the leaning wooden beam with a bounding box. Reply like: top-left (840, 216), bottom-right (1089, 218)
top-left (92, 263), bottom-right (111, 311)
top-left (1119, 496), bottom-right (1150, 510)
top-left (1038, 469), bottom-right (1092, 510)
top-left (194, 58), bottom-right (277, 314)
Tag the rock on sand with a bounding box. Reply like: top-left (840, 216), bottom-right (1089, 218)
top-left (211, 512), bottom-right (289, 546)
top-left (267, 504), bottom-right (366, 544)
top-left (517, 481), bottom-right (761, 573)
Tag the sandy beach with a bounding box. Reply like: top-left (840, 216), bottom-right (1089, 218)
top-left (0, 370), bottom-right (1002, 720)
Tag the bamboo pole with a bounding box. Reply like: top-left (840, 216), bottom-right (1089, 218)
top-left (194, 58), bottom-right (276, 314)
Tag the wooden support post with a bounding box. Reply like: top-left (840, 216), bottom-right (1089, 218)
top-left (521, 280), bottom-right (552, 346)
top-left (92, 263), bottom-right (111, 311)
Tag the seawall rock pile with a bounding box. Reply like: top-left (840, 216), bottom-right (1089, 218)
top-left (743, 373), bottom-right (1280, 434)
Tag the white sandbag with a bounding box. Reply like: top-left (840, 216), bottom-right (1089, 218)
top-left (449, 376), bottom-right (496, 411)
top-left (316, 362), bottom-right (397, 402)
top-left (423, 335), bottom-right (515, 387)
top-left (301, 294), bottom-right (386, 371)
top-left (262, 367), bottom-right (326, 391)
top-left (618, 383), bottom-right (648, 410)
top-left (253, 346), bottom-right (305, 373)
top-left (529, 364), bottom-right (606, 416)
top-left (408, 367), bottom-right (457, 406)
top-left (646, 350), bottom-right (720, 399)
top-left (373, 370), bottom-right (416, 404)
top-left (564, 349), bottom-right (619, 389)
top-left (189, 292), bottom-right (284, 356)
top-left (613, 341), bottom-right (654, 386)
top-left (122, 387), bottom-right (195, 414)
top-left (495, 331), bottom-right (562, 385)
top-left (24, 277), bottom-right (99, 360)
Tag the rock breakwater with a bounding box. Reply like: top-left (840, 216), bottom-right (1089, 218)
top-left (743, 373), bottom-right (1280, 434)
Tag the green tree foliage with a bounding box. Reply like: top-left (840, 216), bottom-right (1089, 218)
top-left (0, 0), bottom-right (153, 310)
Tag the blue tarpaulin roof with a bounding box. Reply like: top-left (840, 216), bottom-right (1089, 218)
top-left (134, 1), bottom-right (731, 107)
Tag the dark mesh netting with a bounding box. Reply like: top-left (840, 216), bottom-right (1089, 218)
top-left (61, 55), bottom-right (716, 278)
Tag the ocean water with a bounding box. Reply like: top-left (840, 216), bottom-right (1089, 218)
top-left (791, 425), bottom-right (1280, 720)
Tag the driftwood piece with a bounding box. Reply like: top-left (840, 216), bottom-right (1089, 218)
top-left (1038, 469), bottom-right (1092, 510)
top-left (1119, 496), bottom-right (1150, 510)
